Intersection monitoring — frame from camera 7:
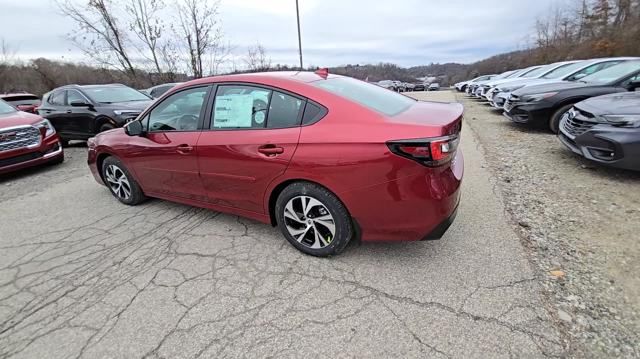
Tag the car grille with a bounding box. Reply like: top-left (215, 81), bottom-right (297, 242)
top-left (0, 151), bottom-right (43, 167)
top-left (0, 126), bottom-right (41, 152)
top-left (562, 108), bottom-right (597, 138)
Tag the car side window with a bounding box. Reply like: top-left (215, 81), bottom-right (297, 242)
top-left (212, 85), bottom-right (272, 129)
top-left (267, 91), bottom-right (304, 129)
top-left (67, 90), bottom-right (86, 105)
top-left (147, 87), bottom-right (208, 132)
top-left (49, 91), bottom-right (65, 106)
top-left (568, 62), bottom-right (619, 81)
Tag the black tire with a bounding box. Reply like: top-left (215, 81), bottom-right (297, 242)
top-left (50, 153), bottom-right (64, 165)
top-left (98, 123), bottom-right (115, 133)
top-left (549, 104), bottom-right (574, 134)
top-left (101, 156), bottom-right (146, 205)
top-left (275, 182), bottom-right (353, 257)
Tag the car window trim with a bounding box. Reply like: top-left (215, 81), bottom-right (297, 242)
top-left (143, 84), bottom-right (213, 133)
top-left (204, 82), bottom-right (307, 131)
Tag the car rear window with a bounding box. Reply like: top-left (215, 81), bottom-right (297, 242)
top-left (312, 77), bottom-right (416, 116)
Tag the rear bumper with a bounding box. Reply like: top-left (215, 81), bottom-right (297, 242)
top-left (342, 150), bottom-right (463, 242)
top-left (558, 124), bottom-right (640, 171)
top-left (0, 135), bottom-right (63, 175)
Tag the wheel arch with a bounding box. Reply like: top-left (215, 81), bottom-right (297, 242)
top-left (94, 116), bottom-right (118, 133)
top-left (266, 178), bottom-right (345, 227)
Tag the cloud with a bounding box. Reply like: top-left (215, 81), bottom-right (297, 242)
top-left (1, 0), bottom-right (558, 67)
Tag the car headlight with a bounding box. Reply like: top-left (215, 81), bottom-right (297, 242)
top-left (35, 119), bottom-right (55, 137)
top-left (601, 114), bottom-right (640, 128)
top-left (114, 110), bottom-right (140, 117)
top-left (522, 92), bottom-right (558, 102)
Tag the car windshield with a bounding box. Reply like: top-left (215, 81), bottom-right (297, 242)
top-left (502, 70), bottom-right (521, 79)
top-left (524, 65), bottom-right (556, 78)
top-left (313, 77), bottom-right (416, 116)
top-left (580, 60), bottom-right (640, 84)
top-left (541, 61), bottom-right (588, 79)
top-left (83, 86), bottom-right (150, 103)
top-left (518, 67), bottom-right (543, 77)
top-left (0, 99), bottom-right (17, 115)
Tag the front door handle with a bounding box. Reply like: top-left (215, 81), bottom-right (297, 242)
top-left (66, 110), bottom-right (72, 114)
top-left (176, 144), bottom-right (194, 154)
top-left (258, 145), bottom-right (284, 156)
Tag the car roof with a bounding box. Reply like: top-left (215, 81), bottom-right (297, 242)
top-left (184, 71), bottom-right (342, 88)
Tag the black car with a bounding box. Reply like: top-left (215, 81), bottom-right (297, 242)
top-left (413, 82), bottom-right (426, 91)
top-left (504, 60), bottom-right (640, 133)
top-left (558, 92), bottom-right (640, 171)
top-left (38, 84), bottom-right (152, 145)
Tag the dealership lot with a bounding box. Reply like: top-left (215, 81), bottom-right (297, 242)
top-left (0, 91), bottom-right (567, 358)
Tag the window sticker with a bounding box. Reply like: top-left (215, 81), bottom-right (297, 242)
top-left (214, 95), bottom-right (254, 128)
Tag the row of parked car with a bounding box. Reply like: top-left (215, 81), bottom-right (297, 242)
top-left (0, 81), bottom-right (182, 175)
top-left (454, 57), bottom-right (640, 171)
top-left (376, 80), bottom-right (440, 92)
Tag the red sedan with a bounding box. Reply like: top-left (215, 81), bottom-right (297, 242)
top-left (87, 71), bottom-right (464, 256)
top-left (0, 99), bottom-right (63, 175)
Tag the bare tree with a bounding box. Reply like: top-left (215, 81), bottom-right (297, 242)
top-left (208, 41), bottom-right (233, 75)
top-left (244, 43), bottom-right (271, 71)
top-left (175, 0), bottom-right (223, 78)
top-left (57, 0), bottom-right (138, 80)
top-left (126, 0), bottom-right (165, 78)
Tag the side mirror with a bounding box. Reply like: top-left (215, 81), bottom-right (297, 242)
top-left (124, 120), bottom-right (143, 136)
top-left (70, 100), bottom-right (91, 107)
top-left (627, 80), bottom-right (640, 91)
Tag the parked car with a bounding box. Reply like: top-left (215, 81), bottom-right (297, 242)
top-left (1, 93), bottom-right (41, 114)
top-left (489, 57), bottom-right (637, 108)
top-left (504, 60), bottom-right (640, 133)
top-left (484, 61), bottom-right (580, 104)
top-left (38, 84), bottom-right (153, 145)
top-left (413, 82), bottom-right (426, 91)
top-left (405, 83), bottom-right (415, 92)
top-left (428, 83), bottom-right (440, 91)
top-left (475, 65), bottom-right (544, 98)
top-left (558, 92), bottom-right (640, 171)
top-left (455, 75), bottom-right (496, 92)
top-left (467, 70), bottom-right (519, 96)
top-left (377, 80), bottom-right (396, 91)
top-left (141, 82), bottom-right (183, 99)
top-left (393, 81), bottom-right (406, 92)
top-left (0, 99), bottom-right (63, 175)
top-left (87, 71), bottom-right (464, 257)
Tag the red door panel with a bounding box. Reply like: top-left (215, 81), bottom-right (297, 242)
top-left (126, 131), bottom-right (205, 201)
top-left (196, 128), bottom-right (300, 213)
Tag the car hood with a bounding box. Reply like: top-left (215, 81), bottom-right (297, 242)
top-left (0, 111), bottom-right (43, 128)
top-left (513, 81), bottom-right (588, 96)
top-left (495, 78), bottom-right (559, 90)
top-left (575, 92), bottom-right (640, 116)
top-left (104, 100), bottom-right (152, 112)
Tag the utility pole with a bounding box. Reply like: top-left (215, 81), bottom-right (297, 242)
top-left (296, 0), bottom-right (303, 70)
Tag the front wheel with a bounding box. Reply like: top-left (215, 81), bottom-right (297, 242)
top-left (275, 182), bottom-right (353, 257)
top-left (98, 123), bottom-right (115, 133)
top-left (549, 104), bottom-right (574, 134)
top-left (101, 156), bottom-right (146, 205)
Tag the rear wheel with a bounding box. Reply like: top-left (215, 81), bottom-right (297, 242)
top-left (101, 156), bottom-right (146, 205)
top-left (549, 104), bottom-right (574, 134)
top-left (275, 182), bottom-right (353, 257)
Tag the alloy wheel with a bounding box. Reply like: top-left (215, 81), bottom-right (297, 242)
top-left (104, 164), bottom-right (132, 200)
top-left (283, 195), bottom-right (336, 249)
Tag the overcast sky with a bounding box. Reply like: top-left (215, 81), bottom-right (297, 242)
top-left (1, 0), bottom-right (559, 69)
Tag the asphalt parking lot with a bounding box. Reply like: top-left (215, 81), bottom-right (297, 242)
top-left (0, 91), bottom-right (565, 358)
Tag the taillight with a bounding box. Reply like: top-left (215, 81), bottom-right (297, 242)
top-left (387, 135), bottom-right (459, 167)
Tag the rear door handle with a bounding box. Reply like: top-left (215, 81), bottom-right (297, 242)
top-left (176, 144), bottom-right (194, 154)
top-left (258, 145), bottom-right (284, 156)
